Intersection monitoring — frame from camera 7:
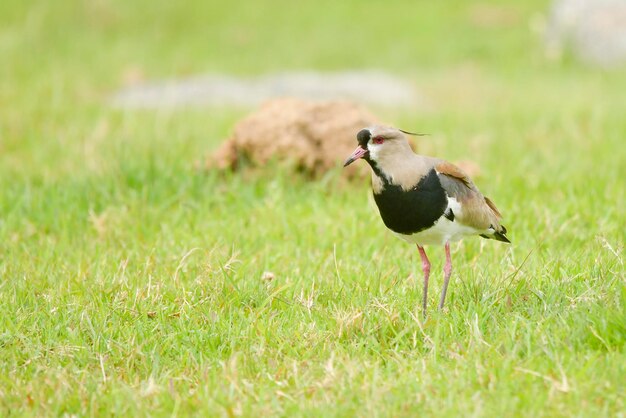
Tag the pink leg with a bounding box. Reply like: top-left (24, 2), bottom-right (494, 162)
top-left (417, 245), bottom-right (431, 316)
top-left (439, 242), bottom-right (453, 309)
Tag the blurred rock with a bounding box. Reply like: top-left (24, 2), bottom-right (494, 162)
top-left (111, 71), bottom-right (422, 109)
top-left (545, 0), bottom-right (626, 67)
top-left (208, 98), bottom-right (379, 177)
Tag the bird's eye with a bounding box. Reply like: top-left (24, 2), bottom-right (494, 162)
top-left (372, 136), bottom-right (384, 144)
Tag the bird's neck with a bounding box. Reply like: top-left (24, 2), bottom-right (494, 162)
top-left (368, 153), bottom-right (436, 192)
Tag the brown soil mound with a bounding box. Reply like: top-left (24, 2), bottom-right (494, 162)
top-left (209, 98), bottom-right (379, 177)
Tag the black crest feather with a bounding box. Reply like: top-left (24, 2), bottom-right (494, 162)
top-left (399, 129), bottom-right (429, 136)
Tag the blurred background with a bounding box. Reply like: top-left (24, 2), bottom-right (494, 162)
top-left (2, 0), bottom-right (625, 177)
top-left (0, 0), bottom-right (626, 151)
top-left (2, 0), bottom-right (625, 256)
top-left (1, 0), bottom-right (625, 251)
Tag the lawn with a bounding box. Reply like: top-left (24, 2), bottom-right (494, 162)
top-left (0, 0), bottom-right (625, 416)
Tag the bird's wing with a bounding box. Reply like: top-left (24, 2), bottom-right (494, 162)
top-left (435, 161), bottom-right (475, 189)
top-left (435, 161), bottom-right (503, 231)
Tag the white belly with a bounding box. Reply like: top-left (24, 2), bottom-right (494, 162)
top-left (394, 216), bottom-right (480, 246)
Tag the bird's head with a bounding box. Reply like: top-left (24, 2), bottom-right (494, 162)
top-left (343, 125), bottom-right (419, 167)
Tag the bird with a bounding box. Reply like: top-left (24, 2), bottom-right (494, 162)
top-left (343, 125), bottom-right (510, 314)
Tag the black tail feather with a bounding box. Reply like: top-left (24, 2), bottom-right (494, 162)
top-left (480, 227), bottom-right (511, 243)
top-left (492, 231), bottom-right (511, 243)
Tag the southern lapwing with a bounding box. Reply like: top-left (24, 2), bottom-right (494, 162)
top-left (344, 125), bottom-right (510, 314)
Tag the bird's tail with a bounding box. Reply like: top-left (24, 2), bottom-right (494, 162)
top-left (480, 225), bottom-right (510, 243)
top-left (481, 197), bottom-right (510, 243)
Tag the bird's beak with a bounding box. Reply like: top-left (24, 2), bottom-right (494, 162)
top-left (343, 146), bottom-right (368, 167)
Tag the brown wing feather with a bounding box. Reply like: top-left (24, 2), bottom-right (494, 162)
top-left (435, 161), bottom-right (504, 231)
top-left (435, 161), bottom-right (473, 188)
top-left (484, 196), bottom-right (502, 219)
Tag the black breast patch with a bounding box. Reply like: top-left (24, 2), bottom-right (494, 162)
top-left (373, 168), bottom-right (448, 234)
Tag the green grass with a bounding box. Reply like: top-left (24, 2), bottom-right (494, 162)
top-left (1, 0), bottom-right (625, 416)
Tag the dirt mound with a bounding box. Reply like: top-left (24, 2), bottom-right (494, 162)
top-left (209, 98), bottom-right (379, 176)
